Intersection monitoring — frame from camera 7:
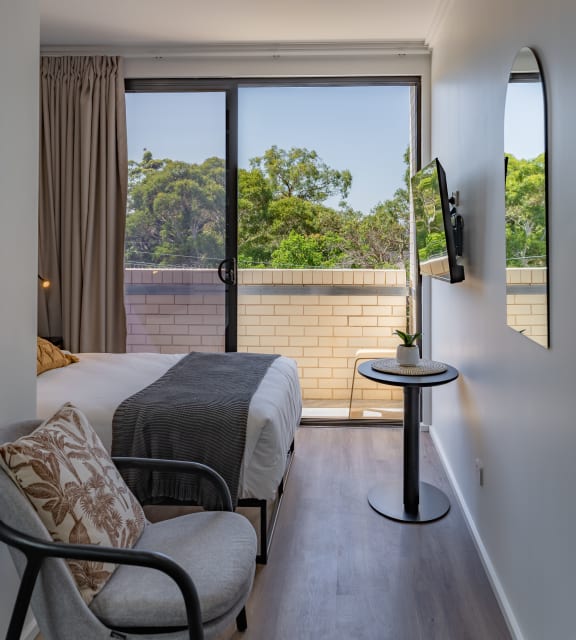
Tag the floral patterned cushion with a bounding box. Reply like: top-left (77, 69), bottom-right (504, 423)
top-left (0, 403), bottom-right (146, 603)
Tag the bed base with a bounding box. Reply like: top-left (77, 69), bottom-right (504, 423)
top-left (238, 438), bottom-right (295, 564)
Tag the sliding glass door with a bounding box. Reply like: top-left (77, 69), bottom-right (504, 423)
top-left (124, 78), bottom-right (419, 422)
top-left (236, 82), bottom-right (415, 421)
top-left (124, 86), bottom-right (236, 354)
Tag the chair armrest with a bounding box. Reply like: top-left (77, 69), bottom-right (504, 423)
top-left (0, 519), bottom-right (202, 640)
top-left (112, 457), bottom-right (233, 512)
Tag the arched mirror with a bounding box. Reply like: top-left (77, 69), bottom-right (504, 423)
top-left (504, 47), bottom-right (549, 347)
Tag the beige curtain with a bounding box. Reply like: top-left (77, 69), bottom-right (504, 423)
top-left (38, 56), bottom-right (127, 352)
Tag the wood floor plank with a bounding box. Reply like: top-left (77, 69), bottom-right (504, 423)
top-left (226, 426), bottom-right (511, 640)
top-left (37, 426), bottom-right (511, 640)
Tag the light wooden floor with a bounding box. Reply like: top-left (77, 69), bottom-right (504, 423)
top-left (38, 426), bottom-right (511, 640)
top-left (225, 426), bottom-right (511, 640)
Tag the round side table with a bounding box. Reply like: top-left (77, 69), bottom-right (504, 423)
top-left (358, 360), bottom-right (459, 523)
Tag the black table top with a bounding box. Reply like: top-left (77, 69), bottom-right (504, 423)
top-left (358, 360), bottom-right (459, 388)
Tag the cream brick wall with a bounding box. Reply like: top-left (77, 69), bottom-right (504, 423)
top-left (125, 268), bottom-right (408, 406)
top-left (506, 267), bottom-right (547, 348)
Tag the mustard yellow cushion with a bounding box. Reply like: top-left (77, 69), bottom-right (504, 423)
top-left (0, 403), bottom-right (146, 603)
top-left (36, 337), bottom-right (79, 375)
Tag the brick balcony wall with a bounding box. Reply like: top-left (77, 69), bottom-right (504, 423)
top-left (506, 267), bottom-right (547, 347)
top-left (124, 268), bottom-right (408, 406)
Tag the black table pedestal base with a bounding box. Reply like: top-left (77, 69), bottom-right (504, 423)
top-left (368, 481), bottom-right (450, 523)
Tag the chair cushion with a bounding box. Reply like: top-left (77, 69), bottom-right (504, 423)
top-left (36, 336), bottom-right (78, 375)
top-left (90, 510), bottom-right (257, 628)
top-left (0, 403), bottom-right (146, 603)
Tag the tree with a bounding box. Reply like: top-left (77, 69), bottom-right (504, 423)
top-left (125, 152), bottom-right (225, 267)
top-left (270, 230), bottom-right (347, 268)
top-left (248, 145), bottom-right (352, 203)
top-left (238, 146), bottom-right (353, 267)
top-left (342, 147), bottom-right (411, 268)
top-left (125, 145), bottom-right (412, 271)
top-left (343, 187), bottom-right (410, 268)
top-left (504, 153), bottom-right (546, 266)
top-left (412, 161), bottom-right (444, 263)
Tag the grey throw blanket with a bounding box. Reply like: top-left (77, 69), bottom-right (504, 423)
top-left (111, 351), bottom-right (279, 508)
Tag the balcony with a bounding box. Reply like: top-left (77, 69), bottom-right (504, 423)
top-left (124, 268), bottom-right (408, 420)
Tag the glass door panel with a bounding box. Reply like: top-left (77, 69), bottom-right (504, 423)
top-left (237, 84), bottom-right (412, 421)
top-left (124, 91), bottom-right (230, 354)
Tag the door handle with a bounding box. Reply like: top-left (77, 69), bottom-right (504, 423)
top-left (217, 258), bottom-right (236, 285)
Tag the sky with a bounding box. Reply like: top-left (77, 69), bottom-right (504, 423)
top-left (126, 85), bottom-right (410, 214)
top-left (126, 82), bottom-right (542, 215)
top-left (504, 82), bottom-right (544, 159)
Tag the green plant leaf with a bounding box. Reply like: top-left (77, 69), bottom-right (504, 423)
top-left (393, 329), bottom-right (422, 346)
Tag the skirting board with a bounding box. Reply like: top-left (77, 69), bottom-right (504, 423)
top-left (429, 426), bottom-right (524, 640)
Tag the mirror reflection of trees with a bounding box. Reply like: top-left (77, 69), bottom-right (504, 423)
top-left (504, 153), bottom-right (546, 267)
top-left (504, 46), bottom-right (548, 348)
top-left (411, 163), bottom-right (446, 263)
top-left (125, 146), bottom-right (411, 270)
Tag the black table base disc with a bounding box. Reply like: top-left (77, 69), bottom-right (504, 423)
top-left (368, 482), bottom-right (450, 523)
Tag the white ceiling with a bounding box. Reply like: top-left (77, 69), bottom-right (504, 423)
top-left (40, 0), bottom-right (445, 49)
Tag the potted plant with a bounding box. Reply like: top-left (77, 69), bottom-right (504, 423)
top-left (393, 330), bottom-right (422, 366)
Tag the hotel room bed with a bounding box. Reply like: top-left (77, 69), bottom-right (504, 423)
top-left (36, 352), bottom-right (302, 503)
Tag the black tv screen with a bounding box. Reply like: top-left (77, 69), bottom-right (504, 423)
top-left (411, 158), bottom-right (464, 283)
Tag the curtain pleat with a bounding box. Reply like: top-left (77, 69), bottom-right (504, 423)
top-left (38, 56), bottom-right (127, 352)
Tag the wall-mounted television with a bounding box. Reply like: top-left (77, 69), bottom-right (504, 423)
top-left (411, 158), bottom-right (465, 283)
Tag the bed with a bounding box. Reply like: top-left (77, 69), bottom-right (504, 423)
top-left (36, 351), bottom-right (302, 562)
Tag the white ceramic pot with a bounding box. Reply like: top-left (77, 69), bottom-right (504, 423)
top-left (396, 344), bottom-right (420, 366)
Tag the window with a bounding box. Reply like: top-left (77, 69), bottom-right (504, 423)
top-left (124, 77), bottom-right (420, 421)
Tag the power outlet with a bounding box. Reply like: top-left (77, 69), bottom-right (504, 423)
top-left (475, 458), bottom-right (484, 487)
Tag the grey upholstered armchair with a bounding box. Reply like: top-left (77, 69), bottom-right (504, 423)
top-left (0, 418), bottom-right (257, 640)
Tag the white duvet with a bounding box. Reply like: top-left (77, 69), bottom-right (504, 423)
top-left (36, 352), bottom-right (302, 501)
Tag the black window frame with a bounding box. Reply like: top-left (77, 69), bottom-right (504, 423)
top-left (124, 76), bottom-right (422, 361)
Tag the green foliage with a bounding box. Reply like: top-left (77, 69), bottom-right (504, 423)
top-left (504, 153), bottom-right (546, 267)
top-left (393, 330), bottom-right (422, 346)
top-left (412, 164), bottom-right (445, 262)
top-left (237, 146), bottom-right (355, 268)
top-left (418, 232), bottom-right (446, 262)
top-left (270, 231), bottom-right (347, 268)
top-left (343, 189), bottom-right (409, 268)
top-left (248, 145), bottom-right (352, 203)
top-left (125, 145), bottom-right (411, 270)
top-left (126, 151), bottom-right (225, 267)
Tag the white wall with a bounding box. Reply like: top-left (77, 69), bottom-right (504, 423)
top-left (0, 2), bottom-right (39, 637)
top-left (428, 1), bottom-right (576, 638)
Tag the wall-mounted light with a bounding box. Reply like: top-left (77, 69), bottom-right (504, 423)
top-left (38, 274), bottom-right (51, 289)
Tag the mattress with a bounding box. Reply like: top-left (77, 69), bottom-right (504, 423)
top-left (36, 352), bottom-right (302, 501)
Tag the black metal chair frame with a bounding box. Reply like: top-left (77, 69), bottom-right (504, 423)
top-left (0, 457), bottom-right (248, 640)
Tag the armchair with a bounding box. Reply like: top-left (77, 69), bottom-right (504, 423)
top-left (0, 419), bottom-right (257, 640)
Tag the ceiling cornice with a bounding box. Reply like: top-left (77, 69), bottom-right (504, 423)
top-left (41, 40), bottom-right (431, 59)
top-left (425, 0), bottom-right (454, 49)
